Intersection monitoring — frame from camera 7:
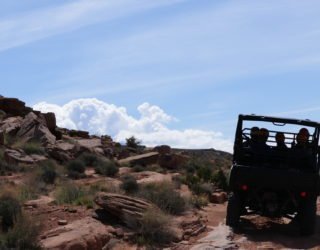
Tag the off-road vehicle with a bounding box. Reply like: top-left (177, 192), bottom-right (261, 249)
top-left (226, 114), bottom-right (320, 235)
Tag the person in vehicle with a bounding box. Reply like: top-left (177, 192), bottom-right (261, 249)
top-left (258, 128), bottom-right (271, 150)
top-left (243, 126), bottom-right (259, 148)
top-left (292, 128), bottom-right (313, 170)
top-left (274, 132), bottom-right (288, 150)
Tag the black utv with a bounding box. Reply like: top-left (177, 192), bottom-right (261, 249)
top-left (226, 114), bottom-right (320, 236)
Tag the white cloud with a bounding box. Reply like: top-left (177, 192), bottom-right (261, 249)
top-left (33, 98), bottom-right (232, 152)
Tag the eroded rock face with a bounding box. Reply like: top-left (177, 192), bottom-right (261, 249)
top-left (16, 112), bottom-right (56, 145)
top-left (158, 153), bottom-right (188, 169)
top-left (40, 217), bottom-right (112, 250)
top-left (43, 112), bottom-right (56, 135)
top-left (154, 145), bottom-right (171, 154)
top-left (94, 192), bottom-right (154, 227)
top-left (0, 116), bottom-right (23, 135)
top-left (4, 149), bottom-right (47, 165)
top-left (0, 97), bottom-right (31, 116)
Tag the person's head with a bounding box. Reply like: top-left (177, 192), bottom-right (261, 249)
top-left (299, 128), bottom-right (310, 137)
top-left (250, 126), bottom-right (259, 141)
top-left (275, 132), bottom-right (285, 145)
top-left (259, 128), bottom-right (269, 143)
top-left (297, 128), bottom-right (309, 145)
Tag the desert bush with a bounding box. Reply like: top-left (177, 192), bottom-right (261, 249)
top-left (4, 134), bottom-right (16, 147)
top-left (126, 136), bottom-right (141, 149)
top-left (120, 175), bottom-right (139, 194)
top-left (134, 208), bottom-right (174, 245)
top-left (3, 215), bottom-right (42, 250)
top-left (0, 161), bottom-right (20, 176)
top-left (211, 169), bottom-right (228, 191)
top-left (55, 184), bottom-right (85, 205)
top-left (38, 160), bottom-right (57, 184)
top-left (67, 159), bottom-right (85, 174)
top-left (67, 159), bottom-right (86, 179)
top-left (94, 159), bottom-right (118, 177)
top-left (138, 182), bottom-right (186, 215)
top-left (196, 165), bottom-right (213, 182)
top-left (0, 194), bottom-right (21, 232)
top-left (79, 152), bottom-right (99, 166)
top-left (22, 141), bottom-right (45, 155)
top-left (190, 195), bottom-right (209, 209)
top-left (18, 185), bottom-right (39, 202)
top-left (132, 164), bottom-right (144, 172)
top-left (190, 182), bottom-right (213, 197)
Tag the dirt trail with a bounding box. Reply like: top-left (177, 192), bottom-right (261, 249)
top-left (189, 202), bottom-right (320, 250)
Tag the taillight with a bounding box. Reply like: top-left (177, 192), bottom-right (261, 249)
top-left (241, 184), bottom-right (248, 191)
top-left (300, 191), bottom-right (307, 197)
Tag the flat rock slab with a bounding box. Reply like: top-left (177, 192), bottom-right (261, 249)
top-left (76, 138), bottom-right (102, 149)
top-left (117, 152), bottom-right (159, 166)
top-left (24, 196), bottom-right (55, 208)
top-left (132, 171), bottom-right (172, 184)
top-left (41, 217), bottom-right (111, 250)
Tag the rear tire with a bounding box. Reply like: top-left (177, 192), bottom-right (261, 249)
top-left (299, 197), bottom-right (317, 236)
top-left (226, 192), bottom-right (241, 228)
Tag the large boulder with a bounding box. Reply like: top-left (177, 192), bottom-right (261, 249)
top-left (74, 138), bottom-right (105, 156)
top-left (154, 145), bottom-right (171, 154)
top-left (0, 116), bottom-right (23, 135)
top-left (46, 141), bottom-right (76, 163)
top-left (0, 97), bottom-right (31, 116)
top-left (43, 112), bottom-right (56, 134)
top-left (158, 153), bottom-right (188, 169)
top-left (16, 112), bottom-right (56, 145)
top-left (40, 217), bottom-right (112, 250)
top-left (94, 192), bottom-right (154, 227)
top-left (68, 129), bottom-right (90, 138)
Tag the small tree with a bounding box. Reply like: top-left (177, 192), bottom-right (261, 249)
top-left (126, 136), bottom-right (141, 149)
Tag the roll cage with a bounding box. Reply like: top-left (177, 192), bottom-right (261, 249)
top-left (233, 114), bottom-right (320, 171)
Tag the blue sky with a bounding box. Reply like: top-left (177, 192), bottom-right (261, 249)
top-left (1, 0), bottom-right (320, 152)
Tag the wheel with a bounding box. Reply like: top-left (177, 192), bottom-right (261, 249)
top-left (226, 192), bottom-right (241, 228)
top-left (299, 197), bottom-right (317, 236)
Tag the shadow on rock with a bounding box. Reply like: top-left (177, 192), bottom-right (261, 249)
top-left (234, 214), bottom-right (320, 249)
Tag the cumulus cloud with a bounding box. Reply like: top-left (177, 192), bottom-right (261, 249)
top-left (33, 98), bottom-right (232, 152)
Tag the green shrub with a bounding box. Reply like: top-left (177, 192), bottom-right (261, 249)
top-left (18, 186), bottom-right (39, 202)
top-left (137, 208), bottom-right (174, 245)
top-left (22, 142), bottom-right (45, 155)
top-left (4, 134), bottom-right (16, 147)
top-left (120, 175), bottom-right (139, 194)
top-left (94, 159), bottom-right (118, 177)
top-left (67, 159), bottom-right (86, 179)
top-left (132, 164), bottom-right (144, 172)
top-left (138, 182), bottom-right (186, 215)
top-left (196, 165), bottom-right (212, 182)
top-left (67, 159), bottom-right (85, 173)
top-left (0, 194), bottom-right (21, 232)
top-left (3, 215), bottom-right (42, 250)
top-left (211, 169), bottom-right (228, 191)
top-left (55, 184), bottom-right (85, 205)
top-left (39, 160), bottom-right (57, 184)
top-left (79, 153), bottom-right (99, 166)
top-left (0, 161), bottom-right (20, 176)
top-left (190, 182), bottom-right (213, 196)
top-left (190, 195), bottom-right (209, 209)
top-left (126, 136), bottom-right (141, 149)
